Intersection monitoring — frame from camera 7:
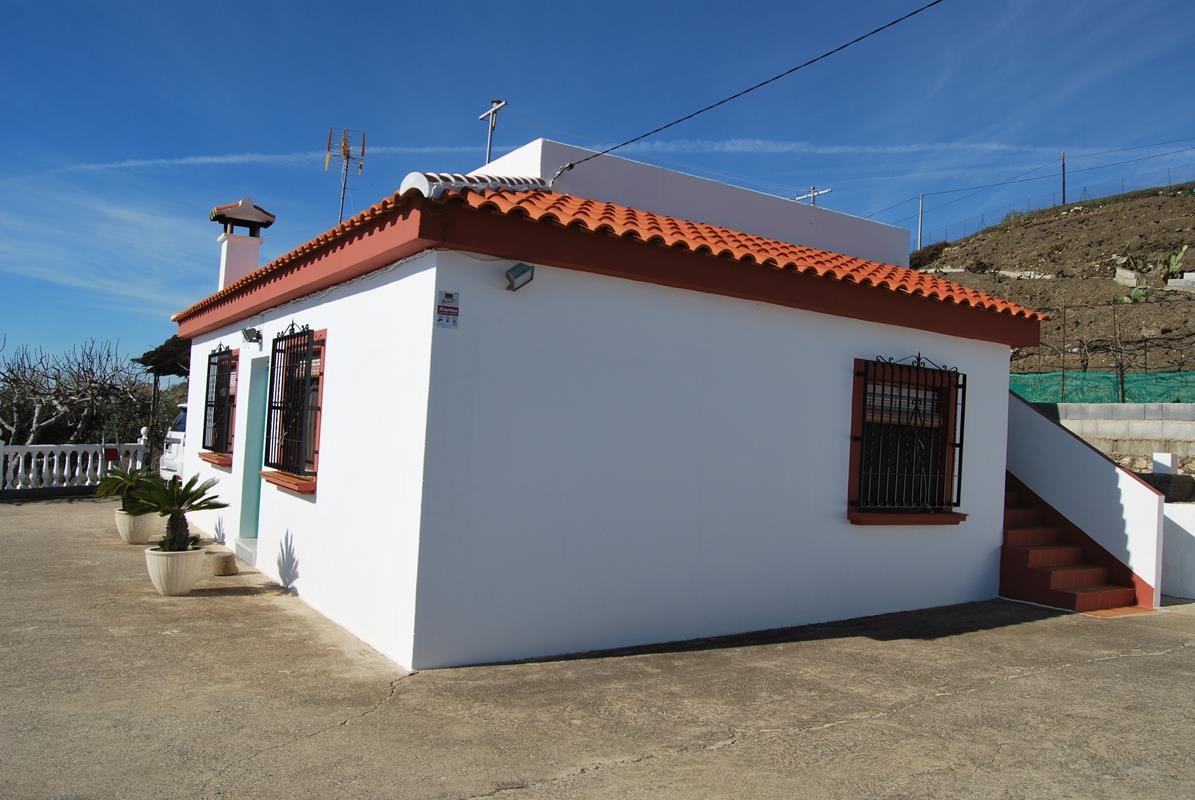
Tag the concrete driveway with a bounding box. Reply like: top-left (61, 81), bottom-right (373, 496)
top-left (2, 498), bottom-right (1193, 799)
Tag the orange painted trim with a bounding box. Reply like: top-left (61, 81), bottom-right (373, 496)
top-left (197, 451), bottom-right (232, 468)
top-left (848, 509), bottom-right (968, 525)
top-left (228, 348), bottom-right (239, 453)
top-left (1005, 473), bottom-right (1155, 607)
top-left (310, 330), bottom-right (327, 476)
top-left (426, 203), bottom-right (1041, 348)
top-left (847, 359), bottom-right (865, 508)
top-left (177, 205), bottom-right (436, 338)
top-left (260, 470), bottom-right (317, 495)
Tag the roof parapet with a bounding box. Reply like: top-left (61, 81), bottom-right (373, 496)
top-left (399, 172), bottom-right (547, 200)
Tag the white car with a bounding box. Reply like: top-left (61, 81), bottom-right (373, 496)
top-left (159, 403), bottom-right (187, 480)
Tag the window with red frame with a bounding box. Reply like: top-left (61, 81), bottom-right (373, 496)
top-left (202, 346), bottom-right (237, 455)
top-left (848, 356), bottom-right (966, 516)
top-left (264, 325), bottom-right (323, 477)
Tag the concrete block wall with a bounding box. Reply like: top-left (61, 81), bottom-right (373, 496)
top-left (1036, 403), bottom-right (1195, 460)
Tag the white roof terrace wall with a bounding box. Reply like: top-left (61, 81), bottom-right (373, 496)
top-left (477, 138), bottom-right (910, 267)
top-left (410, 251), bottom-right (1011, 669)
top-left (180, 250), bottom-right (439, 669)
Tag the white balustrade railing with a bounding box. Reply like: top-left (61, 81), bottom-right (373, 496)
top-left (0, 442), bottom-right (147, 494)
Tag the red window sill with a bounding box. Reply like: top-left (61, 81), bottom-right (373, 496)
top-left (848, 509), bottom-right (968, 526)
top-left (260, 470), bottom-right (317, 495)
top-left (198, 451), bottom-right (233, 468)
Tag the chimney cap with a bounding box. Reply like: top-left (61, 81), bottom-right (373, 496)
top-left (210, 197), bottom-right (276, 236)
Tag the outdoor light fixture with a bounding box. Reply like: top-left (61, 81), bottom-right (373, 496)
top-left (242, 327), bottom-right (263, 344)
top-left (505, 262), bottom-right (534, 291)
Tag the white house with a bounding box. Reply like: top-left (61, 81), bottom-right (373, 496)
top-left (173, 141), bottom-right (1049, 670)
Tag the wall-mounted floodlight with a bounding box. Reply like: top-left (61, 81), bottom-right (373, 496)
top-left (242, 327), bottom-right (263, 343)
top-left (505, 262), bottom-right (534, 292)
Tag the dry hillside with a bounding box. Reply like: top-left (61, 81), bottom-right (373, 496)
top-left (912, 183), bottom-right (1195, 372)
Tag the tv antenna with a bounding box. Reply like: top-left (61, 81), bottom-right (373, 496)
top-left (478, 99), bottom-right (506, 165)
top-left (325, 127), bottom-right (366, 223)
top-left (795, 185), bottom-right (832, 206)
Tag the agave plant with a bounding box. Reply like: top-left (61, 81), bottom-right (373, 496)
top-left (133, 475), bottom-right (229, 552)
top-left (94, 465), bottom-right (154, 512)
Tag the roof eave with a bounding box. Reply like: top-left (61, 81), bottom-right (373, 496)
top-left (427, 201), bottom-right (1041, 348)
top-left (175, 193), bottom-right (1040, 348)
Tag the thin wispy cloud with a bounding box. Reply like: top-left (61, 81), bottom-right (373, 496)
top-left (0, 183), bottom-right (216, 314)
top-left (37, 139), bottom-right (1068, 177)
top-left (39, 144), bottom-right (484, 176)
top-left (617, 138), bottom-right (1059, 157)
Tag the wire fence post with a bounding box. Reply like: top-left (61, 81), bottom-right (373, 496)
top-left (1060, 305), bottom-right (1067, 402)
top-left (1112, 302), bottom-right (1126, 402)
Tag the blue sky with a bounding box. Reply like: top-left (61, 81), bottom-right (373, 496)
top-left (3, 0), bottom-right (1194, 357)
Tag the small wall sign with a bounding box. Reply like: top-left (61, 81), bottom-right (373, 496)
top-left (436, 291), bottom-right (460, 329)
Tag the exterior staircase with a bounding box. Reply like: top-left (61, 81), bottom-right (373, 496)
top-left (1002, 475), bottom-right (1139, 612)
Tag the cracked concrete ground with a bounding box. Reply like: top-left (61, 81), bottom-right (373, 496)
top-left (2, 499), bottom-right (1195, 799)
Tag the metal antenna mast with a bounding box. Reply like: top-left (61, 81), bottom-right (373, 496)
top-left (479, 99), bottom-right (507, 165)
top-left (795, 185), bottom-right (833, 206)
top-left (325, 127), bottom-right (366, 223)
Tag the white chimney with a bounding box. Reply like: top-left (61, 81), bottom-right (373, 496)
top-left (209, 197), bottom-right (276, 289)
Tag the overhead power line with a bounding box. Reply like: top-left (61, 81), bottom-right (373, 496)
top-left (866, 136), bottom-right (1195, 219)
top-left (918, 145), bottom-right (1195, 200)
top-left (1067, 135), bottom-right (1195, 162)
top-left (549, 0), bottom-right (948, 184)
top-left (864, 195), bottom-right (919, 219)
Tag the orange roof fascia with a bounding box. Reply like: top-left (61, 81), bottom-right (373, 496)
top-left (175, 189), bottom-right (1042, 346)
top-left (176, 202), bottom-right (435, 338)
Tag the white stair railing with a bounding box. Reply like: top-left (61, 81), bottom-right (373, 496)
top-left (1007, 392), bottom-right (1164, 607)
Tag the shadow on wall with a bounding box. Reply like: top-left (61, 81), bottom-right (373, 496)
top-left (1162, 512), bottom-right (1195, 600)
top-left (468, 600), bottom-right (1065, 667)
top-left (277, 531), bottom-right (299, 594)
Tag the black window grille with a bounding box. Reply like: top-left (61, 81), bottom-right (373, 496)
top-left (202, 347), bottom-right (237, 454)
top-left (853, 355), bottom-right (966, 512)
top-left (264, 325), bottom-right (322, 476)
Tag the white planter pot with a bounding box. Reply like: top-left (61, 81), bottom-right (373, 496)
top-left (144, 548), bottom-right (209, 596)
top-left (114, 510), bottom-right (157, 545)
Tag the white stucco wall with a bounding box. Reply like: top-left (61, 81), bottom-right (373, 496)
top-left (410, 252), bottom-right (1011, 668)
top-left (1162, 504), bottom-right (1195, 599)
top-left (477, 139), bottom-right (909, 267)
top-left (181, 251), bottom-right (438, 667)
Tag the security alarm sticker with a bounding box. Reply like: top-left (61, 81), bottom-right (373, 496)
top-left (435, 291), bottom-right (460, 329)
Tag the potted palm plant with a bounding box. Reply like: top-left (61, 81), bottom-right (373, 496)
top-left (133, 475), bottom-right (228, 596)
top-left (94, 466), bottom-right (158, 544)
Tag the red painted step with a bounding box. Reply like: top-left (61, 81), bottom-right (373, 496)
top-left (1004, 507), bottom-right (1043, 529)
top-left (1046, 564), bottom-right (1108, 589)
top-left (1004, 526), bottom-right (1061, 547)
top-left (1018, 544), bottom-right (1085, 569)
top-left (1002, 473), bottom-right (1138, 613)
top-left (1064, 585), bottom-right (1139, 613)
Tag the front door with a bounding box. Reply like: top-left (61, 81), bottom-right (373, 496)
top-left (237, 356), bottom-right (269, 542)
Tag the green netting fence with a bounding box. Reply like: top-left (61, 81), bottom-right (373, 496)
top-left (1010, 372), bottom-right (1195, 403)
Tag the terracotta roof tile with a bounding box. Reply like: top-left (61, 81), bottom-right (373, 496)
top-left (448, 189), bottom-right (1043, 321)
top-left (175, 185), bottom-right (1045, 325)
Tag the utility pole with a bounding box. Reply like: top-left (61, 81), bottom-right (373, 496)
top-left (1061, 151), bottom-right (1067, 206)
top-left (795, 185), bottom-right (832, 206)
top-left (479, 99), bottom-right (507, 165)
top-left (917, 193), bottom-right (924, 250)
top-left (324, 128), bottom-right (366, 224)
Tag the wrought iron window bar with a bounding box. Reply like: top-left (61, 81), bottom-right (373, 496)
top-left (854, 354), bottom-right (966, 512)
